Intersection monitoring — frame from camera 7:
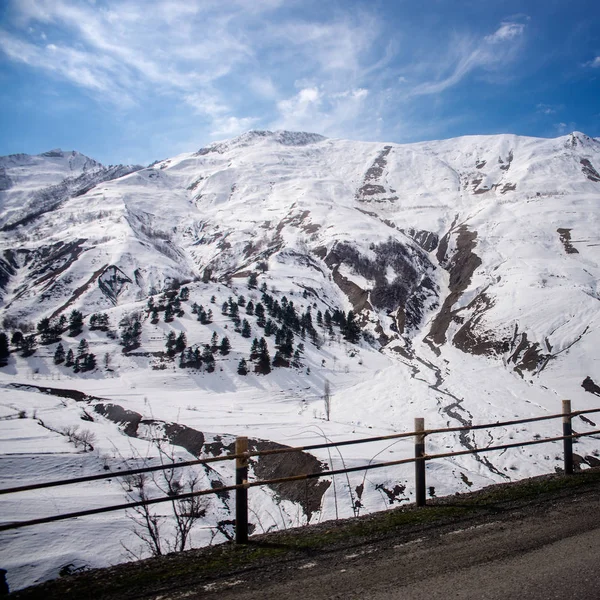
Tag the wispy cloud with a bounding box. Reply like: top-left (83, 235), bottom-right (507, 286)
top-left (537, 103), bottom-right (560, 115)
top-left (0, 1), bottom-right (535, 151)
top-left (409, 21), bottom-right (527, 97)
top-left (586, 56), bottom-right (600, 68)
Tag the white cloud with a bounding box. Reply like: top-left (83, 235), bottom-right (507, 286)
top-left (537, 103), bottom-right (558, 115)
top-left (485, 22), bottom-right (525, 43)
top-left (409, 20), bottom-right (526, 97)
top-left (588, 56), bottom-right (600, 68)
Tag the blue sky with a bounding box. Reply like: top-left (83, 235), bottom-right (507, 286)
top-left (0, 0), bottom-right (599, 165)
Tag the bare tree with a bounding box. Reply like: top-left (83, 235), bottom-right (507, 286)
top-left (324, 380), bottom-right (331, 421)
top-left (120, 439), bottom-right (207, 558)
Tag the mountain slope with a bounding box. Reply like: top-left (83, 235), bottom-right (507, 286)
top-left (1, 130), bottom-right (600, 590)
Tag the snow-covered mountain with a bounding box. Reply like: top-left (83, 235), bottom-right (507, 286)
top-left (1, 130), bottom-right (600, 591)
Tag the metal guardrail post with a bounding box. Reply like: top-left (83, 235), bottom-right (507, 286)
top-left (415, 418), bottom-right (426, 507)
top-left (235, 436), bottom-right (249, 543)
top-left (563, 400), bottom-right (574, 475)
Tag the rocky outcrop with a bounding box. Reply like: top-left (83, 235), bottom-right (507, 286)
top-left (427, 225), bottom-right (482, 348)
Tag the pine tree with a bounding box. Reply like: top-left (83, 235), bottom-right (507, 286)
top-left (247, 272), bottom-right (258, 289)
top-left (11, 331), bottom-right (23, 349)
top-left (65, 348), bottom-right (74, 367)
top-left (164, 303), bottom-right (175, 323)
top-left (241, 319), bottom-right (252, 338)
top-left (77, 338), bottom-right (89, 357)
top-left (175, 332), bottom-right (187, 353)
top-left (0, 333), bottom-right (10, 366)
top-left (219, 336), bottom-right (231, 355)
top-left (254, 337), bottom-right (271, 374)
top-left (68, 310), bottom-right (83, 336)
top-left (210, 331), bottom-right (219, 351)
top-left (166, 331), bottom-right (177, 356)
top-left (53, 343), bottom-right (65, 365)
top-left (151, 309), bottom-right (159, 324)
top-left (343, 310), bottom-right (361, 343)
top-left (202, 345), bottom-right (215, 372)
top-left (83, 353), bottom-right (96, 371)
top-left (179, 287), bottom-right (190, 301)
top-left (246, 301), bottom-right (254, 316)
top-left (237, 358), bottom-right (248, 375)
top-left (21, 335), bottom-right (37, 357)
top-left (249, 337), bottom-right (259, 360)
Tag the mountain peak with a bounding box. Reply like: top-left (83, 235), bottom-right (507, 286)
top-left (196, 129), bottom-right (327, 155)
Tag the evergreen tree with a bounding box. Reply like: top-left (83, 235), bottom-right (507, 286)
top-left (219, 336), bottom-right (231, 355)
top-left (68, 310), bottom-right (84, 336)
top-left (151, 309), bottom-right (159, 324)
top-left (238, 295), bottom-right (246, 307)
top-left (249, 337), bottom-right (260, 360)
top-left (11, 331), bottom-right (23, 349)
top-left (272, 349), bottom-right (289, 368)
top-left (255, 338), bottom-right (271, 375)
top-left (210, 295), bottom-right (216, 304)
top-left (21, 335), bottom-right (37, 357)
top-left (53, 343), bottom-right (66, 365)
top-left (179, 286), bottom-right (190, 301)
top-left (246, 300), bottom-right (254, 316)
top-left (206, 309), bottom-right (213, 324)
top-left (241, 319), bottom-right (252, 338)
top-left (164, 303), bottom-right (175, 322)
top-left (166, 331), bottom-right (177, 356)
top-left (77, 338), bottom-right (89, 357)
top-left (202, 344), bottom-right (215, 372)
top-left (175, 332), bottom-right (187, 353)
top-left (210, 331), bottom-right (219, 351)
top-left (343, 310), bottom-right (361, 343)
top-left (255, 303), bottom-right (266, 327)
top-left (237, 358), bottom-right (248, 375)
top-left (221, 301), bottom-right (228, 315)
top-left (264, 319), bottom-right (277, 337)
top-left (247, 272), bottom-right (258, 289)
top-left (316, 310), bottom-right (323, 325)
top-left (83, 353), bottom-right (96, 371)
top-left (65, 348), bottom-right (75, 367)
top-left (0, 333), bottom-right (10, 366)
top-left (37, 317), bottom-right (50, 336)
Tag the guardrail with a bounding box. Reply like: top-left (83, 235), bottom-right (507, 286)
top-left (1, 400), bottom-right (600, 544)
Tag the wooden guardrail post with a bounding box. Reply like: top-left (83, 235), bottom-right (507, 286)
top-left (235, 436), bottom-right (249, 543)
top-left (562, 400), bottom-right (574, 475)
top-left (415, 418), bottom-right (426, 507)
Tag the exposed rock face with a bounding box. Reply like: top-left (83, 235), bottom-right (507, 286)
top-left (580, 158), bottom-right (600, 182)
top-left (98, 266), bottom-right (133, 304)
top-left (326, 239), bottom-right (437, 335)
top-left (356, 146), bottom-right (398, 203)
top-left (251, 440), bottom-right (331, 522)
top-left (427, 225), bottom-right (482, 348)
